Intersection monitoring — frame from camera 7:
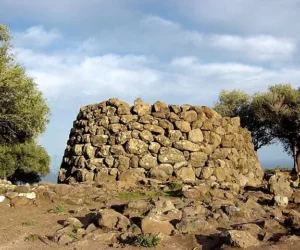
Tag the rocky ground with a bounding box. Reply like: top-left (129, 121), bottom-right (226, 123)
top-left (1, 171), bottom-right (300, 250)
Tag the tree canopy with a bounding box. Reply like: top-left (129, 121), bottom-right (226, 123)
top-left (214, 89), bottom-right (274, 151)
top-left (214, 84), bottom-right (300, 174)
top-left (0, 22), bottom-right (50, 183)
top-left (0, 23), bottom-right (50, 144)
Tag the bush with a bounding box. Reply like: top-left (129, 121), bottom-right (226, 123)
top-left (49, 205), bottom-right (65, 214)
top-left (24, 234), bottom-right (39, 242)
top-left (0, 142), bottom-right (50, 184)
top-left (134, 234), bottom-right (160, 247)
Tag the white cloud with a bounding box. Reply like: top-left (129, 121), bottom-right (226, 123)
top-left (175, 0), bottom-right (300, 36)
top-left (211, 35), bottom-right (295, 61)
top-left (15, 45), bottom-right (300, 108)
top-left (13, 25), bottom-right (61, 48)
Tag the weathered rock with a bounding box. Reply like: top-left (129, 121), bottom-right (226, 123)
top-left (64, 217), bottom-right (83, 229)
top-left (115, 156), bottom-right (130, 171)
top-left (84, 231), bottom-right (119, 243)
top-left (126, 139), bottom-right (148, 155)
top-left (148, 142), bottom-right (161, 154)
top-left (118, 168), bottom-right (145, 183)
top-left (155, 134), bottom-right (172, 147)
top-left (189, 152), bottom-right (208, 167)
top-left (180, 110), bottom-right (198, 122)
top-left (176, 217), bottom-right (211, 233)
top-left (18, 192), bottom-right (36, 199)
top-left (236, 223), bottom-right (262, 237)
top-left (117, 101), bottom-right (131, 115)
top-left (91, 135), bottom-right (108, 147)
top-left (58, 234), bottom-right (73, 245)
top-left (293, 190), bottom-right (300, 204)
top-left (174, 140), bottom-right (200, 152)
top-left (158, 147), bottom-right (185, 164)
top-left (139, 130), bottom-right (154, 142)
top-left (150, 164), bottom-right (173, 181)
top-left (97, 209), bottom-right (130, 231)
top-left (139, 154), bottom-right (158, 169)
top-left (144, 124), bottom-right (164, 134)
top-left (269, 173), bottom-right (293, 198)
top-left (153, 101), bottom-right (168, 112)
top-left (175, 166), bottom-right (196, 182)
top-left (201, 167), bottom-right (214, 179)
top-left (120, 115), bottom-right (138, 124)
top-left (188, 129), bottom-right (203, 143)
top-left (133, 98), bottom-right (152, 116)
top-left (274, 195), bottom-right (289, 208)
top-left (175, 120), bottom-right (191, 132)
top-left (15, 186), bottom-right (30, 193)
top-left (10, 196), bottom-right (32, 207)
top-left (222, 230), bottom-right (260, 249)
top-left (141, 215), bottom-right (175, 235)
top-left (53, 184), bottom-right (73, 197)
top-left (168, 130), bottom-right (182, 142)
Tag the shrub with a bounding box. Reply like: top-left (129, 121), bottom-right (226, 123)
top-left (22, 220), bottom-right (36, 226)
top-left (49, 205), bottom-right (65, 214)
top-left (134, 234), bottom-right (160, 247)
top-left (25, 234), bottom-right (39, 242)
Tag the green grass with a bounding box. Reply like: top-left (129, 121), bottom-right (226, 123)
top-left (48, 205), bottom-right (65, 214)
top-left (22, 220), bottom-right (36, 226)
top-left (134, 234), bottom-right (161, 247)
top-left (25, 234), bottom-right (39, 242)
top-left (117, 191), bottom-right (159, 199)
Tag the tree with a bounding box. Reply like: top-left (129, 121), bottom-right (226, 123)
top-left (0, 142), bottom-right (50, 183)
top-left (255, 84), bottom-right (300, 173)
top-left (0, 22), bottom-right (50, 183)
top-left (214, 90), bottom-right (274, 151)
top-left (0, 23), bottom-right (50, 144)
top-left (214, 84), bottom-right (300, 174)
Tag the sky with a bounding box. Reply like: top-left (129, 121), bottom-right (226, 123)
top-left (1, 0), bottom-right (299, 181)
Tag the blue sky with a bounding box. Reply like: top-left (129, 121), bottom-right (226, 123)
top-left (1, 0), bottom-right (299, 181)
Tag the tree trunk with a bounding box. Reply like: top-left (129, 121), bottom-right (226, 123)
top-left (293, 144), bottom-right (299, 174)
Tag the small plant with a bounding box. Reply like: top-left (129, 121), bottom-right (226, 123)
top-left (49, 205), bottom-right (65, 214)
top-left (25, 234), bottom-right (39, 242)
top-left (68, 231), bottom-right (78, 241)
top-left (134, 234), bottom-right (160, 247)
top-left (22, 220), bottom-right (36, 226)
top-left (168, 182), bottom-right (182, 190)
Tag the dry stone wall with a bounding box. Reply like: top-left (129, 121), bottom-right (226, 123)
top-left (58, 98), bottom-right (263, 189)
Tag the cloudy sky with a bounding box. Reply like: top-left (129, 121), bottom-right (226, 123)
top-left (1, 0), bottom-right (299, 181)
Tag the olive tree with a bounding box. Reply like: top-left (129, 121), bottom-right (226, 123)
top-left (0, 22), bottom-right (50, 183)
top-left (215, 84), bottom-right (300, 174)
top-left (0, 23), bottom-right (50, 144)
top-left (255, 84), bottom-right (300, 173)
top-left (214, 90), bottom-right (274, 151)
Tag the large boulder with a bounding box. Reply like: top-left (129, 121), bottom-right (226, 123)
top-left (96, 209), bottom-right (130, 232)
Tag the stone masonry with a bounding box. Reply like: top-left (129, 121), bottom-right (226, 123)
top-left (58, 98), bottom-right (263, 189)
